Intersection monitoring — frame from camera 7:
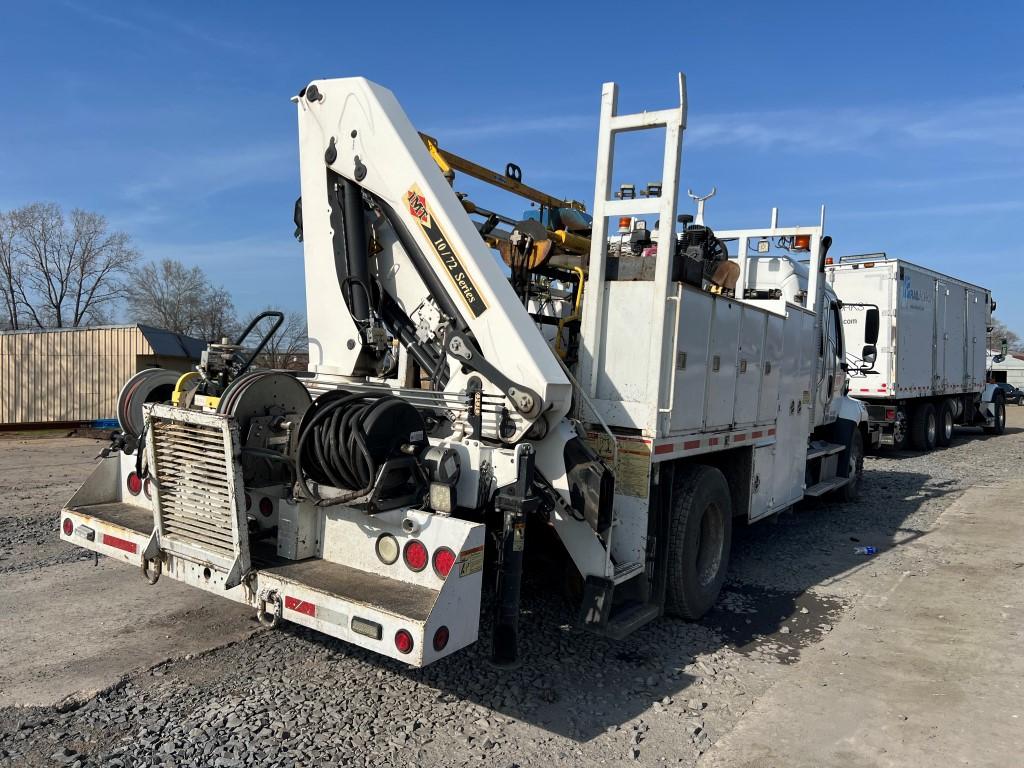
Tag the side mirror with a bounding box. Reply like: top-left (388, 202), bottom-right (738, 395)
top-left (861, 344), bottom-right (877, 367)
top-left (864, 307), bottom-right (880, 345)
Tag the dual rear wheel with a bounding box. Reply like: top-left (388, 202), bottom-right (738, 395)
top-left (909, 400), bottom-right (956, 451)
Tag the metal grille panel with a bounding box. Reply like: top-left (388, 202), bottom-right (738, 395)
top-left (146, 405), bottom-right (248, 581)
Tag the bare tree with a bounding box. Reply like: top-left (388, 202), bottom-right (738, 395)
top-left (241, 309), bottom-right (308, 369)
top-left (4, 203), bottom-right (138, 328)
top-left (989, 318), bottom-right (1022, 354)
top-left (127, 258), bottom-right (237, 341)
top-left (194, 285), bottom-right (238, 343)
top-left (0, 211), bottom-right (19, 329)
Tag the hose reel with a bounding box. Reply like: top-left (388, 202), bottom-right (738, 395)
top-left (294, 389), bottom-right (429, 510)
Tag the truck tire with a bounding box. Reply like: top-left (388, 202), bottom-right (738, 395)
top-left (936, 400), bottom-right (955, 447)
top-left (909, 402), bottom-right (937, 451)
top-left (666, 465), bottom-right (732, 620)
top-left (983, 393), bottom-right (1006, 435)
top-left (890, 408), bottom-right (908, 450)
top-left (836, 429), bottom-right (864, 502)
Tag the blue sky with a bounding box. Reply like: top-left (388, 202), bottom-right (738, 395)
top-left (2, 1), bottom-right (1023, 330)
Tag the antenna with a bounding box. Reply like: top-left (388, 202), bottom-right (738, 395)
top-left (687, 187), bottom-right (716, 226)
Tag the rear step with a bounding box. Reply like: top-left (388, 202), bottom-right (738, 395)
top-left (604, 602), bottom-right (661, 640)
top-left (804, 477), bottom-right (848, 497)
top-left (806, 440), bottom-right (846, 461)
top-left (264, 558), bottom-right (436, 624)
top-left (613, 560), bottom-right (644, 584)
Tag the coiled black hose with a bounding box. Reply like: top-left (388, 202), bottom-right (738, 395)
top-left (295, 391), bottom-right (409, 506)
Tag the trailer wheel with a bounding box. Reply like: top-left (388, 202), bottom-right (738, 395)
top-left (936, 400), bottom-right (955, 447)
top-left (665, 465), bottom-right (732, 620)
top-left (983, 393), bottom-right (1006, 435)
top-left (909, 403), bottom-right (937, 451)
top-left (890, 408), bottom-right (908, 450)
top-left (835, 429), bottom-right (864, 502)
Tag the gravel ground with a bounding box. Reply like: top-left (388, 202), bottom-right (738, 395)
top-left (0, 436), bottom-right (100, 575)
top-left (1, 417), bottom-right (1022, 768)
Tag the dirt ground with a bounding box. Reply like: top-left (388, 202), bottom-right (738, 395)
top-left (1, 411), bottom-right (1022, 767)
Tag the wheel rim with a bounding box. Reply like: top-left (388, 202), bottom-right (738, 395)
top-left (893, 413), bottom-right (907, 445)
top-left (926, 412), bottom-right (937, 445)
top-left (696, 502), bottom-right (725, 587)
top-left (943, 410), bottom-right (953, 440)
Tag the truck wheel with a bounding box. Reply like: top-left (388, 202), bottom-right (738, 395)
top-left (909, 403), bottom-right (937, 451)
top-left (983, 393), bottom-right (1006, 435)
top-left (936, 400), bottom-right (955, 447)
top-left (836, 429), bottom-right (864, 502)
top-left (665, 465), bottom-right (732, 620)
top-left (890, 409), bottom-right (908, 450)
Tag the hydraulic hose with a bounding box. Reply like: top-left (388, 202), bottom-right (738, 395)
top-left (294, 391), bottom-right (407, 506)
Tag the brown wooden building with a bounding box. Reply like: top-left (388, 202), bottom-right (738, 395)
top-left (0, 324), bottom-right (203, 426)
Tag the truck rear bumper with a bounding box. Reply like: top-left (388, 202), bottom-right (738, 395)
top-left (60, 480), bottom-right (484, 668)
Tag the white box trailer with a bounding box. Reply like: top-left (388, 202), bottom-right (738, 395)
top-left (828, 255), bottom-right (1004, 448)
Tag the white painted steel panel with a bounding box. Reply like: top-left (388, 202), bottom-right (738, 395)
top-left (704, 299), bottom-right (740, 429)
top-left (595, 281), bottom-right (655, 412)
top-left (748, 444), bottom-right (775, 521)
top-left (669, 288), bottom-right (713, 432)
top-left (758, 314), bottom-right (784, 422)
top-left (734, 308), bottom-right (766, 426)
top-left (772, 306), bottom-right (814, 509)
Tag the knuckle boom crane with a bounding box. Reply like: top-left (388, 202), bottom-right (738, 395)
top-left (59, 75), bottom-right (871, 667)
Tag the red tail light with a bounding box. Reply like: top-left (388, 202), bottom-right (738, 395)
top-left (433, 626), bottom-right (450, 652)
top-left (403, 540), bottom-right (428, 572)
top-left (885, 408), bottom-right (896, 420)
top-left (394, 629), bottom-right (414, 654)
top-left (245, 492), bottom-right (252, 511)
top-left (62, 518), bottom-right (74, 536)
top-left (143, 477), bottom-right (153, 500)
top-left (126, 471), bottom-right (143, 496)
top-left (259, 497), bottom-right (274, 517)
top-left (432, 547), bottom-right (456, 579)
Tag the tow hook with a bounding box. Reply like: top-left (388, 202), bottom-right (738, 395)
top-left (256, 588), bottom-right (282, 629)
top-left (142, 556), bottom-right (162, 585)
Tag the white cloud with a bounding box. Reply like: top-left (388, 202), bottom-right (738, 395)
top-left (120, 143), bottom-right (294, 202)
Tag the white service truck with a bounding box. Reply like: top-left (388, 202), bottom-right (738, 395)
top-left (828, 255), bottom-right (1003, 449)
top-left (59, 75), bottom-right (874, 667)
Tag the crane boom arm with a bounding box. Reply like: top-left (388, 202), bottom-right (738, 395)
top-left (294, 77), bottom-right (570, 441)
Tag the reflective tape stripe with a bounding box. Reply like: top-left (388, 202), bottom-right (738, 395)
top-left (102, 533), bottom-right (137, 554)
top-left (284, 596), bottom-right (316, 617)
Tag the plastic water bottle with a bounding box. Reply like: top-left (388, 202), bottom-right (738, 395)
top-left (853, 546), bottom-right (877, 555)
